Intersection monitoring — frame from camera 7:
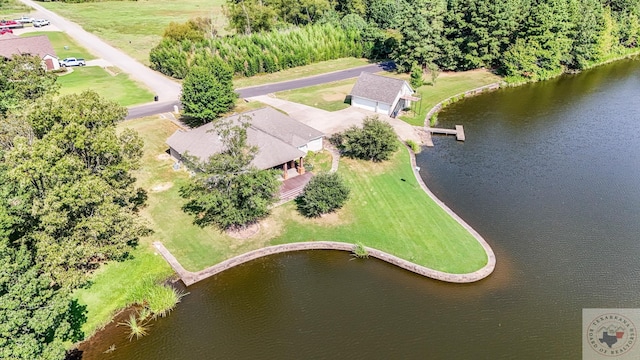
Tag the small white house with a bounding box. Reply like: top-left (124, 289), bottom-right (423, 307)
top-left (349, 72), bottom-right (416, 117)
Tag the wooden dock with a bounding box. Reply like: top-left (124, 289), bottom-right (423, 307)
top-left (423, 125), bottom-right (465, 147)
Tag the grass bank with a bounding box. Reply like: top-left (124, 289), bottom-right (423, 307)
top-left (0, 0), bottom-right (31, 17)
top-left (57, 66), bottom-right (154, 106)
top-left (40, 0), bottom-right (226, 65)
top-left (275, 78), bottom-right (354, 111)
top-left (401, 70), bottom-right (503, 126)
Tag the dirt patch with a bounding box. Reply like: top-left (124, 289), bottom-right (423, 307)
top-left (150, 182), bottom-right (173, 192)
top-left (226, 223), bottom-right (260, 239)
top-left (157, 153), bottom-right (171, 160)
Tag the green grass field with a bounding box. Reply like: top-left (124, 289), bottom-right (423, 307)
top-left (402, 70), bottom-right (502, 126)
top-left (276, 78), bottom-right (354, 111)
top-left (40, 0), bottom-right (227, 65)
top-left (56, 66), bottom-right (154, 106)
top-left (270, 151), bottom-right (487, 274)
top-left (21, 31), bottom-right (95, 60)
top-left (0, 0), bottom-right (31, 17)
top-left (117, 116), bottom-right (487, 273)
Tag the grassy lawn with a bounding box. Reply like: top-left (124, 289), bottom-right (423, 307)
top-left (73, 248), bottom-right (173, 336)
top-left (270, 151), bottom-right (487, 274)
top-left (40, 0), bottom-right (227, 65)
top-left (78, 113), bottom-right (488, 336)
top-left (21, 31), bottom-right (95, 60)
top-left (401, 69), bottom-right (503, 126)
top-left (117, 116), bottom-right (487, 273)
top-left (0, 0), bottom-right (31, 17)
top-left (56, 66), bottom-right (154, 106)
top-left (233, 58), bottom-right (371, 89)
top-left (276, 78), bottom-right (354, 112)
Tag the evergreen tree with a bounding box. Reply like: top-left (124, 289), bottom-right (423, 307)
top-left (568, 0), bottom-right (605, 68)
top-left (392, 0), bottom-right (446, 72)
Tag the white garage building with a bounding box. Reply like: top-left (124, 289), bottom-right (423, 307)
top-left (349, 72), bottom-right (416, 118)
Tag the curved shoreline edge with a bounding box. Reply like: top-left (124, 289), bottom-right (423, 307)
top-left (153, 148), bottom-right (496, 285)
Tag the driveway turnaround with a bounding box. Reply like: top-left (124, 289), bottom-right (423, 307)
top-left (18, 0), bottom-right (182, 103)
top-left (250, 94), bottom-right (422, 142)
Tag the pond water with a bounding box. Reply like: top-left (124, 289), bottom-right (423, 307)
top-left (78, 58), bottom-right (640, 359)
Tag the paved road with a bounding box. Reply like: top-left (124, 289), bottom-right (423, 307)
top-left (127, 101), bottom-right (180, 119)
top-left (236, 62), bottom-right (395, 98)
top-left (19, 0), bottom-right (182, 103)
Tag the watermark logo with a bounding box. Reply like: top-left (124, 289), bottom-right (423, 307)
top-left (584, 309), bottom-right (639, 359)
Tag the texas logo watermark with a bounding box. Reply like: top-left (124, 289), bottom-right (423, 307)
top-left (583, 309), bottom-right (639, 359)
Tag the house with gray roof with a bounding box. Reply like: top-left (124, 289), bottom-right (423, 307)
top-left (167, 107), bottom-right (324, 178)
top-left (0, 35), bottom-right (60, 71)
top-left (349, 72), bottom-right (416, 117)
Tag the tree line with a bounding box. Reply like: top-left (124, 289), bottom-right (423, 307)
top-left (150, 0), bottom-right (640, 82)
top-left (0, 55), bottom-right (148, 359)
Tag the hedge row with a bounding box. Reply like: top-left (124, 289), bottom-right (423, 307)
top-left (150, 24), bottom-right (364, 79)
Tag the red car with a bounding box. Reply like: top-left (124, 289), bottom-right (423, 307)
top-left (0, 28), bottom-right (13, 35)
top-left (0, 20), bottom-right (23, 29)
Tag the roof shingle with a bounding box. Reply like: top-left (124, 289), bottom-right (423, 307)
top-left (349, 72), bottom-right (411, 105)
top-left (0, 35), bottom-right (57, 59)
top-left (167, 107), bottom-right (324, 169)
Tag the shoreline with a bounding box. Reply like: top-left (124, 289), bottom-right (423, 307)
top-left (153, 146), bottom-right (496, 285)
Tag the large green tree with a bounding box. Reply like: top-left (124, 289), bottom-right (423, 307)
top-left (181, 59), bottom-right (237, 125)
top-left (441, 0), bottom-right (527, 70)
top-left (180, 117), bottom-right (280, 230)
top-left (0, 239), bottom-right (83, 360)
top-left (0, 55), bottom-right (58, 116)
top-left (392, 0), bottom-right (446, 72)
top-left (3, 91), bottom-right (148, 288)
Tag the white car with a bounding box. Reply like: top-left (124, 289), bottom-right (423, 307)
top-left (15, 16), bottom-right (34, 24)
top-left (33, 19), bottom-right (50, 28)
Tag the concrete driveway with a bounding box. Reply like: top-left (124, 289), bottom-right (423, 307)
top-left (250, 95), bottom-right (422, 143)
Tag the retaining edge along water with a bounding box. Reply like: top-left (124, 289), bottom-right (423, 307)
top-left (153, 148), bottom-right (495, 286)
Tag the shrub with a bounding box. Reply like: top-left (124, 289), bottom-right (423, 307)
top-left (410, 62), bottom-right (423, 88)
top-left (406, 139), bottom-right (420, 153)
top-left (352, 242), bottom-right (369, 258)
top-left (296, 172), bottom-right (350, 217)
top-left (336, 115), bottom-right (398, 162)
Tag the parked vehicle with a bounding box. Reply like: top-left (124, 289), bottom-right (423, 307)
top-left (33, 19), bottom-right (50, 28)
top-left (15, 16), bottom-right (34, 23)
top-left (0, 20), bottom-right (23, 29)
top-left (0, 28), bottom-right (13, 35)
top-left (60, 58), bottom-right (86, 67)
